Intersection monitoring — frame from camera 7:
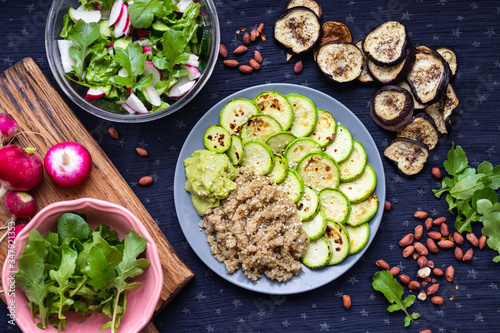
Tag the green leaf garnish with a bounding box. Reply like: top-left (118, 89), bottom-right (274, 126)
top-left (67, 20), bottom-right (100, 81)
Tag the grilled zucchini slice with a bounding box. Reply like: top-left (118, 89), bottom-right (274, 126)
top-left (302, 210), bottom-right (327, 240)
top-left (367, 46), bottom-right (415, 85)
top-left (269, 154), bottom-right (289, 184)
top-left (220, 98), bottom-right (261, 135)
top-left (319, 188), bottom-right (350, 224)
top-left (286, 94), bottom-right (318, 138)
top-left (280, 168), bottom-right (304, 203)
top-left (274, 7), bottom-right (321, 56)
top-left (240, 115), bottom-right (282, 143)
top-left (296, 186), bottom-right (320, 221)
top-left (254, 91), bottom-right (294, 131)
top-left (308, 109), bottom-right (337, 147)
top-left (297, 152), bottom-right (340, 191)
top-left (396, 113), bottom-right (439, 150)
top-left (345, 223), bottom-right (370, 255)
top-left (324, 125), bottom-right (353, 163)
top-left (302, 237), bottom-right (332, 268)
top-left (338, 164), bottom-right (376, 203)
top-left (204, 125), bottom-right (231, 153)
top-left (384, 138), bottom-right (429, 176)
top-left (370, 85), bottom-right (414, 131)
top-left (240, 140), bottom-right (274, 176)
top-left (338, 140), bottom-right (368, 182)
top-left (285, 0), bottom-right (323, 19)
top-left (346, 193), bottom-right (379, 227)
top-left (324, 221), bottom-right (350, 265)
top-left (266, 131), bottom-right (297, 155)
top-left (284, 137), bottom-right (321, 168)
top-left (316, 41), bottom-right (363, 83)
top-left (226, 134), bottom-right (244, 165)
top-left (362, 21), bottom-right (409, 67)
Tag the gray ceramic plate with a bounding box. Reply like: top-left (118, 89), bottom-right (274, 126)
top-left (174, 83), bottom-right (386, 294)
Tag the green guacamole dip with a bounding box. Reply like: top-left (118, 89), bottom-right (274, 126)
top-left (184, 150), bottom-right (239, 216)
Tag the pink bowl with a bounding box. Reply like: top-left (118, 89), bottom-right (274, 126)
top-left (2, 198), bottom-right (163, 333)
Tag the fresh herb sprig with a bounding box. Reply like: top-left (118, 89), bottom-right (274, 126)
top-left (67, 20), bottom-right (100, 81)
top-left (372, 270), bottom-right (420, 327)
top-left (433, 143), bottom-right (500, 262)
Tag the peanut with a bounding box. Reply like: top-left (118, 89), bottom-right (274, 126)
top-left (479, 235), bottom-right (487, 250)
top-left (294, 61), bottom-right (303, 74)
top-left (243, 32), bottom-right (251, 45)
top-left (437, 240), bottom-right (455, 249)
top-left (399, 233), bottom-right (414, 247)
top-left (139, 176), bottom-right (153, 186)
top-left (239, 65), bottom-right (253, 74)
top-left (408, 281), bottom-right (420, 290)
top-left (390, 266), bottom-right (400, 276)
top-left (415, 225), bottom-right (423, 240)
top-left (418, 256), bottom-right (428, 268)
top-left (257, 22), bottom-right (264, 33)
top-left (414, 211), bottom-right (428, 219)
top-left (421, 281), bottom-right (427, 288)
top-left (249, 59), bottom-right (261, 70)
top-left (223, 59), bottom-right (239, 67)
top-left (420, 330), bottom-right (432, 333)
top-left (384, 200), bottom-right (391, 211)
top-left (425, 217), bottom-right (433, 230)
top-left (454, 247), bottom-right (463, 261)
top-left (427, 260), bottom-right (435, 268)
top-left (463, 248), bottom-right (473, 261)
top-left (427, 238), bottom-right (439, 253)
top-left (431, 296), bottom-right (444, 305)
top-left (136, 147), bottom-right (148, 157)
top-left (375, 259), bottom-right (390, 270)
top-left (412, 252), bottom-right (421, 260)
top-left (433, 268), bottom-right (444, 277)
top-left (233, 45), bottom-right (248, 54)
top-left (440, 223), bottom-right (450, 237)
top-left (254, 50), bottom-right (263, 63)
top-left (418, 291), bottom-right (427, 301)
top-left (108, 127), bottom-right (119, 140)
top-left (453, 231), bottom-right (464, 245)
top-left (219, 44), bottom-right (228, 58)
top-left (433, 217), bottom-right (446, 226)
top-left (432, 167), bottom-right (442, 179)
top-left (427, 283), bottom-right (440, 296)
top-left (417, 267), bottom-right (431, 279)
top-left (414, 242), bottom-right (428, 256)
top-left (466, 233), bottom-right (479, 247)
top-left (402, 245), bottom-right (415, 258)
top-left (399, 274), bottom-right (411, 285)
top-left (342, 294), bottom-right (351, 310)
top-left (445, 266), bottom-right (454, 282)
top-left (427, 231), bottom-right (442, 240)
top-left (251, 29), bottom-right (259, 41)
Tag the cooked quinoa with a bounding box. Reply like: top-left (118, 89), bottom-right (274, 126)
top-left (200, 168), bottom-right (309, 283)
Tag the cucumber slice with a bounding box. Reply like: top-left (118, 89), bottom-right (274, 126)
top-left (346, 193), bottom-right (379, 226)
top-left (302, 237), bottom-right (332, 268)
top-left (240, 115), bottom-right (282, 143)
top-left (324, 125), bottom-right (353, 163)
top-left (204, 125), bottom-right (231, 153)
top-left (302, 210), bottom-right (327, 240)
top-left (338, 140), bottom-right (368, 182)
top-left (226, 134), bottom-right (244, 165)
top-left (220, 98), bottom-right (261, 135)
top-left (284, 138), bottom-right (321, 168)
top-left (324, 220), bottom-right (350, 265)
top-left (269, 154), bottom-right (289, 184)
top-left (254, 91), bottom-right (294, 130)
top-left (297, 152), bottom-right (340, 191)
top-left (345, 223), bottom-right (370, 255)
top-left (308, 109), bottom-right (337, 148)
top-left (338, 164), bottom-right (377, 203)
top-left (319, 188), bottom-right (351, 224)
top-left (240, 140), bottom-right (274, 176)
top-left (266, 131), bottom-right (297, 155)
top-left (286, 94), bottom-right (318, 137)
top-left (296, 186), bottom-right (320, 221)
top-left (280, 168), bottom-right (304, 203)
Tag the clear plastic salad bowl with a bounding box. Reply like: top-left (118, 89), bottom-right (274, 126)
top-left (46, 0), bottom-right (220, 123)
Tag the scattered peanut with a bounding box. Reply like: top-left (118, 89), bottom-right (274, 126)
top-left (108, 127), bottom-right (119, 140)
top-left (408, 281), bottom-right (420, 290)
top-left (427, 231), bottom-right (442, 240)
top-left (251, 29), bottom-right (259, 41)
top-left (418, 291), bottom-right (427, 301)
top-left (384, 200), bottom-right (391, 211)
top-left (417, 267), bottom-right (431, 279)
top-left (427, 260), bottom-right (434, 268)
top-left (466, 233), bottom-right (479, 247)
top-left (432, 167), bottom-right (442, 179)
top-left (431, 296), bottom-right (444, 305)
top-left (257, 22), bottom-right (264, 33)
top-left (426, 283), bottom-right (440, 296)
top-left (223, 59), bottom-right (239, 67)
top-left (415, 225), bottom-right (423, 240)
top-left (399, 274), bottom-right (411, 285)
top-left (342, 294), bottom-right (351, 310)
top-left (414, 242), bottom-right (428, 256)
top-left (445, 266), bottom-right (455, 282)
top-left (414, 211), bottom-right (428, 219)
top-left (294, 61), bottom-right (303, 74)
top-left (433, 217), bottom-right (446, 226)
top-left (437, 240), bottom-right (455, 249)
top-left (136, 147), bottom-right (148, 157)
top-left (233, 45), bottom-right (248, 54)
top-left (425, 217), bottom-right (433, 230)
top-left (390, 266), bottom-right (400, 276)
top-left (479, 235), bottom-right (487, 250)
top-left (412, 252), bottom-right (421, 260)
top-left (399, 233), bottom-right (414, 247)
top-left (418, 256), bottom-right (428, 268)
top-left (454, 247), bottom-right (464, 261)
top-left (453, 231), bottom-right (464, 245)
top-left (239, 65), bottom-right (253, 74)
top-left (433, 268), bottom-right (444, 277)
top-left (440, 223), bottom-right (450, 237)
top-left (420, 330), bottom-right (432, 333)
top-left (254, 50), bottom-right (263, 63)
top-left (402, 245), bottom-right (415, 258)
top-left (375, 259), bottom-right (390, 270)
top-left (243, 32), bottom-right (251, 45)
top-left (427, 238), bottom-right (439, 253)
top-left (219, 44), bottom-right (228, 58)
top-left (139, 176), bottom-right (153, 186)
top-left (463, 248), bottom-right (473, 261)
top-left (249, 59), bottom-right (260, 70)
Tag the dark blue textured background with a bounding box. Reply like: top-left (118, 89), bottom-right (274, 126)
top-left (1, 0), bottom-right (500, 332)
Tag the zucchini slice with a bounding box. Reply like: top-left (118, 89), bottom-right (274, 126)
top-left (274, 7), bottom-right (321, 56)
top-left (285, 0), bottom-right (323, 20)
top-left (286, 94), bottom-right (318, 138)
top-left (284, 137), bottom-right (322, 168)
top-left (424, 84), bottom-right (459, 134)
top-left (204, 125), bottom-right (231, 153)
top-left (384, 138), bottom-right (429, 176)
top-left (346, 193), bottom-right (379, 227)
top-left (338, 140), bottom-right (368, 182)
top-left (302, 237), bottom-right (332, 268)
top-left (240, 140), bottom-right (274, 176)
top-left (266, 131), bottom-right (297, 155)
top-left (302, 210), bottom-right (327, 240)
top-left (280, 168), bottom-right (305, 203)
top-left (308, 109), bottom-right (337, 148)
top-left (338, 164), bottom-right (376, 203)
top-left (254, 91), bottom-right (294, 131)
top-left (436, 47), bottom-right (457, 79)
top-left (345, 223), bottom-right (370, 255)
top-left (269, 154), bottom-right (289, 184)
top-left (220, 98), bottom-right (261, 135)
top-left (316, 41), bottom-right (363, 83)
top-left (370, 85), bottom-right (414, 131)
top-left (324, 125), bottom-right (353, 163)
top-left (240, 115), bottom-right (282, 143)
top-left (297, 152), bottom-right (340, 191)
top-left (396, 113), bottom-right (439, 150)
top-left (397, 80), bottom-right (426, 110)
top-left (226, 134), bottom-right (244, 165)
top-left (367, 46), bottom-right (415, 85)
top-left (319, 188), bottom-right (350, 224)
top-left (406, 46), bottom-right (450, 105)
top-left (356, 40), bottom-right (375, 83)
top-left (362, 21), bottom-right (409, 67)
top-left (324, 221), bottom-right (350, 265)
top-left (296, 186), bottom-right (320, 221)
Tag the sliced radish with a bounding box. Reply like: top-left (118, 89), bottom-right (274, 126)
top-left (107, 42), bottom-right (114, 50)
top-left (58, 40), bottom-right (76, 73)
top-left (182, 64), bottom-right (201, 80)
top-left (124, 24), bottom-right (130, 36)
top-left (108, 0), bottom-right (124, 26)
top-left (134, 28), bottom-right (150, 39)
top-left (185, 54), bottom-right (200, 67)
top-left (126, 87), bottom-right (132, 94)
top-left (122, 103), bottom-right (136, 114)
top-left (168, 76), bottom-right (196, 98)
top-left (44, 142), bottom-right (93, 188)
top-left (143, 85), bottom-right (161, 106)
top-left (142, 46), bottom-right (153, 55)
top-left (69, 8), bottom-right (102, 23)
top-left (114, 4), bottom-right (129, 38)
top-left (118, 67), bottom-right (129, 77)
top-left (94, 3), bottom-right (103, 10)
top-left (86, 87), bottom-right (105, 100)
top-left (144, 61), bottom-right (162, 84)
top-left (125, 93), bottom-right (149, 114)
top-left (175, 0), bottom-right (193, 13)
top-left (133, 39), bottom-right (150, 47)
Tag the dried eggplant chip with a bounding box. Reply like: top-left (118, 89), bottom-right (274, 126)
top-left (316, 41), bottom-right (363, 84)
top-left (285, 0), bottom-right (323, 19)
top-left (362, 21), bottom-right (409, 67)
top-left (356, 40), bottom-right (374, 83)
top-left (384, 138), bottom-right (429, 176)
top-left (424, 84), bottom-right (459, 134)
top-left (274, 7), bottom-right (321, 56)
top-left (370, 85), bottom-right (414, 131)
top-left (367, 46), bottom-right (415, 85)
top-left (396, 113), bottom-right (439, 150)
top-left (314, 21), bottom-right (353, 61)
top-left (397, 80), bottom-right (426, 110)
top-left (436, 47), bottom-right (457, 80)
top-left (406, 46), bottom-right (451, 105)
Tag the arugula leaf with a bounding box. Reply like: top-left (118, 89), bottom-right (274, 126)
top-left (482, 210), bottom-right (500, 262)
top-left (57, 212), bottom-right (91, 243)
top-left (444, 143), bottom-right (469, 177)
top-left (86, 247), bottom-right (116, 290)
top-left (85, 45), bottom-right (121, 86)
top-left (112, 43), bottom-right (148, 91)
top-left (158, 29), bottom-right (191, 88)
top-left (67, 20), bottom-right (100, 80)
top-left (128, 0), bottom-right (166, 29)
top-left (372, 270), bottom-right (419, 327)
top-left (60, 14), bottom-right (75, 39)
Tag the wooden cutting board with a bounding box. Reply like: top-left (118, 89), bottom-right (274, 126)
top-left (0, 58), bottom-right (194, 332)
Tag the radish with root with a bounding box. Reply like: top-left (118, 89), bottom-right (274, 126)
top-left (44, 141), bottom-right (93, 187)
top-left (0, 112), bottom-right (18, 147)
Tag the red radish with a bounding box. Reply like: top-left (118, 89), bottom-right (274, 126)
top-left (69, 8), bottom-right (102, 23)
top-left (108, 0), bottom-right (124, 27)
top-left (94, 2), bottom-right (103, 10)
top-left (126, 87), bottom-right (132, 94)
top-left (134, 28), bottom-right (150, 39)
top-left (58, 40), bottom-right (77, 73)
top-left (182, 64), bottom-right (201, 80)
top-left (143, 85), bottom-right (161, 106)
top-left (122, 103), bottom-right (137, 114)
top-left (142, 46), bottom-right (153, 56)
top-left (44, 142), bottom-right (92, 187)
top-left (124, 24), bottom-right (131, 36)
top-left (114, 4), bottom-right (129, 38)
top-left (0, 112), bottom-right (18, 147)
top-left (144, 61), bottom-right (162, 84)
top-left (133, 39), bottom-right (150, 47)
top-left (86, 87), bottom-right (106, 100)
top-left (168, 76), bottom-right (196, 98)
top-left (125, 93), bottom-right (149, 114)
top-left (185, 54), bottom-right (200, 67)
top-left (107, 42), bottom-right (114, 51)
top-left (0, 145), bottom-right (44, 199)
top-left (4, 191), bottom-right (37, 218)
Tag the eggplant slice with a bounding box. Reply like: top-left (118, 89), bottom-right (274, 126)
top-left (362, 21), bottom-right (409, 67)
top-left (285, 0), bottom-right (323, 19)
top-left (406, 46), bottom-right (451, 105)
top-left (436, 47), bottom-right (457, 80)
top-left (356, 40), bottom-right (374, 83)
top-left (274, 7), bottom-right (321, 56)
top-left (396, 113), bottom-right (439, 150)
top-left (397, 80), bottom-right (426, 110)
top-left (370, 85), bottom-right (414, 131)
top-left (316, 41), bottom-right (363, 84)
top-left (314, 21), bottom-right (353, 61)
top-left (384, 138), bottom-right (429, 176)
top-left (424, 84), bottom-right (459, 134)
top-left (367, 46), bottom-right (415, 85)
